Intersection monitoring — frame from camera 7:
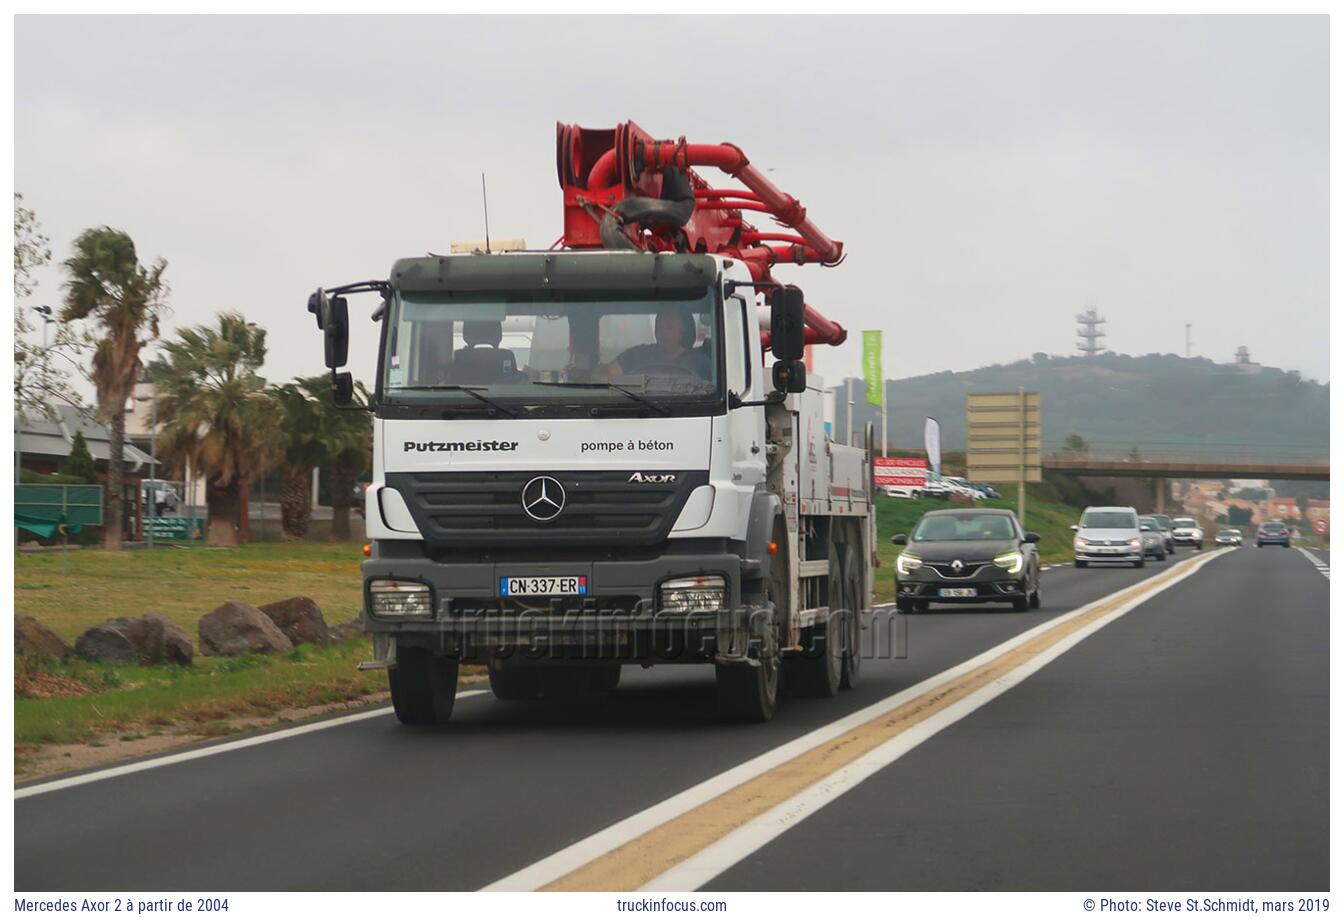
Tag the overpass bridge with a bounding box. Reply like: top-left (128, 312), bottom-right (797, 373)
top-left (1043, 455), bottom-right (1329, 481)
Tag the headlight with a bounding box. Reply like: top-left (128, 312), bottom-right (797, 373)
top-left (660, 575), bottom-right (726, 613)
top-left (368, 579), bottom-right (433, 619)
top-left (1074, 537), bottom-right (1089, 551)
top-left (896, 553), bottom-right (923, 576)
top-left (993, 550), bottom-right (1024, 575)
top-left (1127, 537), bottom-right (1141, 549)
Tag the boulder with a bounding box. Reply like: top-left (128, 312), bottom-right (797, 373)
top-left (73, 613), bottom-right (195, 665)
top-left (74, 623), bottom-right (138, 664)
top-left (147, 613), bottom-right (194, 666)
top-left (328, 615), bottom-right (367, 641)
top-left (15, 615), bottom-right (73, 660)
top-left (199, 601), bottom-right (293, 657)
top-left (258, 596), bottom-right (329, 647)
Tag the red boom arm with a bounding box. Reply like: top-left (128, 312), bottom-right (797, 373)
top-left (556, 120), bottom-right (847, 348)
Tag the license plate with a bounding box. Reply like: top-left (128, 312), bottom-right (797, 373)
top-left (500, 576), bottom-right (588, 597)
top-left (938, 588), bottom-right (976, 598)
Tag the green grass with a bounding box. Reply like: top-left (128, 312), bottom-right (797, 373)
top-left (872, 487), bottom-right (1083, 603)
top-left (15, 640), bottom-right (390, 746)
top-left (15, 541), bottom-right (367, 641)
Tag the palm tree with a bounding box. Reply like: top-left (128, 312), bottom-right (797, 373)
top-left (156, 312), bottom-right (282, 546)
top-left (60, 228), bottom-right (168, 549)
top-left (272, 376), bottom-right (328, 539)
top-left (323, 384), bottom-right (372, 542)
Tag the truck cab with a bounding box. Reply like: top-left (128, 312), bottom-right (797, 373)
top-left (311, 250), bottom-right (873, 724)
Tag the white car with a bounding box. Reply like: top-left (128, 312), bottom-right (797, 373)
top-left (943, 477), bottom-right (987, 501)
top-left (1171, 517), bottom-right (1204, 549)
top-left (1073, 506), bottom-right (1145, 568)
top-left (882, 484), bottom-right (924, 500)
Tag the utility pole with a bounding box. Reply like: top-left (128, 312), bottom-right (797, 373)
top-left (846, 378), bottom-right (854, 448)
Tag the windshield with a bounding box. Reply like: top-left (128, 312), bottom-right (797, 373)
top-left (1263, 522), bottom-right (1287, 532)
top-left (1080, 511), bottom-right (1138, 529)
top-left (1173, 518), bottom-right (1197, 528)
top-left (1153, 515), bottom-right (1171, 527)
top-left (382, 288), bottom-right (721, 410)
top-left (913, 513), bottom-right (1018, 542)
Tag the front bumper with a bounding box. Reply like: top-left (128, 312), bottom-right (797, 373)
top-left (359, 544), bottom-right (753, 662)
top-left (1074, 548), bottom-right (1143, 563)
top-left (895, 563), bottom-right (1027, 604)
top-left (1172, 534), bottom-right (1202, 545)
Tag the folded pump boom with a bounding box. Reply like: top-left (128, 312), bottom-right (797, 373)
top-left (556, 119), bottom-right (848, 348)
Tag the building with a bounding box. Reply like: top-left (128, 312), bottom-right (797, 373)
top-left (16, 404), bottom-right (158, 538)
top-left (1305, 500), bottom-right (1329, 524)
top-left (1261, 497), bottom-right (1299, 522)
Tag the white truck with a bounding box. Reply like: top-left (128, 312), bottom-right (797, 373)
top-left (308, 250), bottom-right (875, 723)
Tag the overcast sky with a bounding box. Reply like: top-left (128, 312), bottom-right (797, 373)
top-left (14, 14), bottom-right (1329, 395)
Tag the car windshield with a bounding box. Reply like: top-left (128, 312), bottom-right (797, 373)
top-left (1173, 518), bottom-right (1197, 528)
top-left (1153, 515), bottom-right (1171, 527)
top-left (382, 288), bottom-right (721, 408)
top-left (1219, 530), bottom-right (1240, 536)
top-left (913, 513), bottom-right (1017, 542)
top-left (1263, 523), bottom-right (1287, 532)
top-left (1080, 511), bottom-right (1138, 529)
top-left (1139, 517), bottom-right (1157, 528)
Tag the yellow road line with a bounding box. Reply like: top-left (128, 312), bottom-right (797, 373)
top-left (543, 554), bottom-right (1217, 891)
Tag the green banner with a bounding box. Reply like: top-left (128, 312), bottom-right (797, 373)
top-left (863, 330), bottom-right (883, 406)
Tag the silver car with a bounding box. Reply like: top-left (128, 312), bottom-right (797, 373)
top-left (1138, 516), bottom-right (1169, 561)
top-left (1073, 506), bottom-right (1145, 568)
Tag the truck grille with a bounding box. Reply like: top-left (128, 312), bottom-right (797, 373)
top-left (384, 470), bottom-right (708, 548)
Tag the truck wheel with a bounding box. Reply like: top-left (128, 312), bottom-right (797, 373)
top-left (389, 646), bottom-right (458, 726)
top-left (838, 541), bottom-right (863, 690)
top-left (785, 543), bottom-right (844, 698)
top-left (716, 655), bottom-right (779, 722)
top-left (487, 662), bottom-right (541, 701)
top-left (592, 664), bottom-right (621, 693)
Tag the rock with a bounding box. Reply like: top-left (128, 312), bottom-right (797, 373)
top-left (15, 615), bottom-right (73, 660)
top-left (198, 601), bottom-right (293, 657)
top-left (74, 624), bottom-right (138, 664)
top-left (328, 616), bottom-right (367, 641)
top-left (146, 613), bottom-right (194, 666)
top-left (258, 596), bottom-right (329, 647)
top-left (72, 613), bottom-right (195, 665)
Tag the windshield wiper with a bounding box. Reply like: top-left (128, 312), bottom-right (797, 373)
top-left (393, 385), bottom-right (519, 418)
top-left (529, 381), bottom-right (672, 416)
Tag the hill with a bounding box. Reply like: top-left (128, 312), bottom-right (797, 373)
top-left (833, 352), bottom-right (1329, 457)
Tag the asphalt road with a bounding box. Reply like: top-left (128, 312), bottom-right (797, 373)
top-left (15, 545), bottom-right (1328, 891)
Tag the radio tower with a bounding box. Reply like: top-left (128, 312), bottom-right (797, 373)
top-left (1076, 305), bottom-right (1107, 358)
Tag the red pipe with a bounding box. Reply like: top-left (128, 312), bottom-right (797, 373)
top-left (695, 188), bottom-right (763, 201)
top-left (587, 149), bottom-right (618, 188)
top-left (650, 143), bottom-right (844, 265)
top-left (697, 202), bottom-right (772, 213)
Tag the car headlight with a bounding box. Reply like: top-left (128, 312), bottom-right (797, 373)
top-left (1074, 537), bottom-right (1089, 551)
top-left (993, 550), bottom-right (1024, 575)
top-left (1127, 537), bottom-right (1141, 549)
top-left (367, 579), bottom-right (433, 619)
top-left (896, 553), bottom-right (923, 576)
top-left (660, 575), bottom-right (726, 613)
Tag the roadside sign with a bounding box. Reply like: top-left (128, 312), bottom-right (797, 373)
top-left (1314, 519), bottom-right (1328, 535)
top-left (965, 391), bottom-right (1042, 484)
top-left (875, 457), bottom-right (927, 488)
top-left (147, 516), bottom-right (205, 540)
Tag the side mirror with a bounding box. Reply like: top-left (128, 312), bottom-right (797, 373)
top-left (770, 286), bottom-right (806, 361)
top-left (772, 359), bottom-right (807, 394)
top-left (1070, 524), bottom-right (1078, 532)
top-left (325, 296), bottom-right (350, 369)
top-left (331, 371), bottom-right (354, 407)
top-left (1023, 532), bottom-right (1041, 543)
top-left (1140, 524), bottom-right (1152, 532)
top-left (891, 533), bottom-right (908, 545)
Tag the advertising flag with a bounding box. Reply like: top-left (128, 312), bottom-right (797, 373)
top-left (924, 417), bottom-right (942, 477)
top-left (862, 331), bottom-right (883, 406)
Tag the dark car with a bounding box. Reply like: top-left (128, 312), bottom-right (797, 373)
top-left (1150, 513), bottom-right (1176, 553)
top-left (1256, 521), bottom-right (1291, 548)
top-left (1138, 516), bottom-right (1169, 560)
top-left (892, 508), bottom-right (1042, 613)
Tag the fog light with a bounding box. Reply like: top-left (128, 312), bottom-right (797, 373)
top-left (368, 579), bottom-right (433, 619)
top-left (660, 575), bottom-right (726, 613)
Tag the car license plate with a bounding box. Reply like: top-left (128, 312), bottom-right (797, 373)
top-left (938, 588), bottom-right (976, 598)
top-left (500, 576), bottom-right (587, 597)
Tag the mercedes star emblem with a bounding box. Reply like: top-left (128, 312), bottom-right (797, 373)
top-left (951, 559), bottom-right (964, 572)
top-left (521, 476), bottom-right (566, 522)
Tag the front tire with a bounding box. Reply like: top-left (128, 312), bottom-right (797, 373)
top-left (389, 646), bottom-right (459, 726)
top-left (1075, 560), bottom-right (1087, 569)
top-left (1029, 580), bottom-right (1042, 609)
top-left (1133, 558), bottom-right (1145, 568)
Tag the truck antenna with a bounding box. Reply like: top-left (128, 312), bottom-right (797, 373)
top-left (481, 172), bottom-right (491, 254)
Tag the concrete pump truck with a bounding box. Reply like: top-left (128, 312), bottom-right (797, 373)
top-left (307, 120), bottom-right (875, 723)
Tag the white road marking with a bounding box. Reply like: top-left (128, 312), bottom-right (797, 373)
top-left (15, 690), bottom-right (490, 800)
top-left (1298, 547), bottom-right (1330, 579)
top-left (483, 550), bottom-right (1230, 892)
